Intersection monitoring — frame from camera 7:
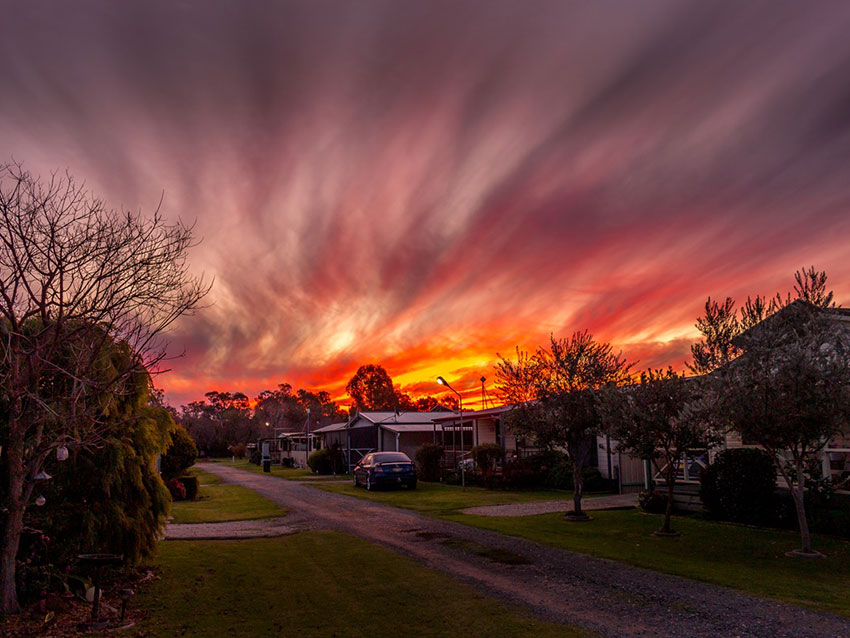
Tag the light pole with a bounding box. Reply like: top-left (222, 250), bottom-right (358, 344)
top-left (437, 376), bottom-right (465, 489)
top-left (304, 408), bottom-right (311, 469)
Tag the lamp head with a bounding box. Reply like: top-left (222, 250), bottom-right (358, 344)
top-left (437, 376), bottom-right (447, 386)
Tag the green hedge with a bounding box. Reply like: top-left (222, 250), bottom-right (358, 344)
top-left (415, 443), bottom-right (444, 482)
top-left (700, 448), bottom-right (776, 526)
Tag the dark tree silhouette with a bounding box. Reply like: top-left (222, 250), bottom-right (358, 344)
top-left (345, 364), bottom-right (399, 411)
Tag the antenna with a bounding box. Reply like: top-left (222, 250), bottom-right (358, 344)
top-left (480, 376), bottom-right (491, 410)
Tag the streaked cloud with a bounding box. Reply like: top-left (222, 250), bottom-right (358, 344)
top-left (1, 1), bottom-right (849, 407)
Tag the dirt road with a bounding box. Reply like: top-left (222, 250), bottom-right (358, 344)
top-left (200, 462), bottom-right (850, 638)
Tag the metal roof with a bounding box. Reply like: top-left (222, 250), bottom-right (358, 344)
top-left (379, 423), bottom-right (441, 433)
top-left (356, 411), bottom-right (443, 425)
top-left (311, 422), bottom-right (348, 434)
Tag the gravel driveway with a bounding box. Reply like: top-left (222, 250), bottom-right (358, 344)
top-left (200, 462), bottom-right (850, 638)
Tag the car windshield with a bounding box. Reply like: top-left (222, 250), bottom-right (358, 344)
top-left (373, 452), bottom-right (411, 464)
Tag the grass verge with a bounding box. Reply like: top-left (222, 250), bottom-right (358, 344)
top-left (204, 458), bottom-right (345, 481)
top-left (445, 509), bottom-right (850, 617)
top-left (315, 480), bottom-right (575, 516)
top-left (133, 531), bottom-right (590, 637)
top-left (170, 466), bottom-right (286, 524)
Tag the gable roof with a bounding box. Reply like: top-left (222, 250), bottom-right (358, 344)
top-left (311, 422), bottom-right (347, 434)
top-left (431, 404), bottom-right (517, 422)
top-left (355, 411), bottom-right (444, 425)
top-left (732, 300), bottom-right (850, 348)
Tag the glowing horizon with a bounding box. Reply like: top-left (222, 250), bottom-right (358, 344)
top-left (2, 1), bottom-right (849, 411)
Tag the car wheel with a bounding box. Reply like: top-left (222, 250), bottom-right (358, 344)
top-left (408, 480), bottom-right (417, 490)
top-left (366, 475), bottom-right (373, 491)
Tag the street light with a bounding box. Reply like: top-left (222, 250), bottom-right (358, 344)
top-left (437, 376), bottom-right (465, 489)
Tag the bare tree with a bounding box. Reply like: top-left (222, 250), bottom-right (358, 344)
top-left (0, 163), bottom-right (208, 613)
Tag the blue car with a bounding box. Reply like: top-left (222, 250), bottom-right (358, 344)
top-left (353, 452), bottom-right (417, 491)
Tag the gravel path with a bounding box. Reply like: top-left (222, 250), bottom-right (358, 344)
top-left (165, 516), bottom-right (294, 540)
top-left (463, 492), bottom-right (638, 516)
top-left (200, 462), bottom-right (850, 638)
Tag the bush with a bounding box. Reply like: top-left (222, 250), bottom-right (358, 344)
top-left (415, 443), bottom-right (444, 482)
top-left (160, 425), bottom-right (198, 479)
top-left (545, 454), bottom-right (574, 490)
top-left (26, 397), bottom-right (173, 577)
top-left (581, 467), bottom-right (608, 492)
top-left (178, 475), bottom-right (199, 500)
top-left (307, 446), bottom-right (346, 474)
top-left (503, 468), bottom-right (538, 490)
top-left (639, 490), bottom-right (667, 513)
top-left (471, 443), bottom-right (504, 475)
top-left (700, 448), bottom-right (776, 525)
top-left (442, 469), bottom-right (461, 485)
top-left (231, 443), bottom-right (247, 459)
top-left (249, 450), bottom-right (261, 465)
top-left (307, 448), bottom-right (331, 474)
top-left (167, 478), bottom-right (187, 501)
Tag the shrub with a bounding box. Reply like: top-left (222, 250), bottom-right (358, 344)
top-left (167, 478), bottom-right (187, 501)
top-left (471, 443), bottom-right (504, 476)
top-left (249, 450), bottom-right (261, 465)
top-left (231, 443), bottom-right (247, 459)
top-left (415, 443), bottom-right (444, 482)
top-left (639, 490), bottom-right (667, 513)
top-left (178, 475), bottom-right (199, 500)
top-left (503, 468), bottom-right (538, 490)
top-left (308, 448), bottom-right (331, 474)
top-left (581, 467), bottom-right (608, 492)
top-left (545, 454), bottom-right (574, 490)
top-left (307, 446), bottom-right (345, 474)
top-left (160, 425), bottom-right (198, 479)
top-left (27, 398), bottom-right (173, 580)
top-left (700, 448), bottom-right (776, 525)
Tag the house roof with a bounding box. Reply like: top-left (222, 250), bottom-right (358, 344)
top-left (380, 423), bottom-right (441, 434)
top-left (431, 404), bottom-right (515, 422)
top-left (355, 411), bottom-right (443, 425)
top-left (733, 300), bottom-right (850, 348)
top-left (311, 422), bottom-right (347, 434)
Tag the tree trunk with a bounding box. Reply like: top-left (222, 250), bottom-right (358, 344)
top-left (792, 459), bottom-right (813, 554)
top-left (572, 461), bottom-right (584, 516)
top-left (663, 465), bottom-right (676, 534)
top-left (0, 456), bottom-right (25, 614)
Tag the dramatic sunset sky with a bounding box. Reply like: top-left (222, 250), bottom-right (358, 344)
top-left (1, 1), bottom-right (849, 409)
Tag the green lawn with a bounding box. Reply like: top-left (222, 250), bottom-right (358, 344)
top-left (204, 458), bottom-right (345, 481)
top-left (170, 466), bottom-right (287, 524)
top-left (315, 480), bottom-right (576, 516)
top-left (446, 509), bottom-right (850, 618)
top-left (133, 532), bottom-right (590, 637)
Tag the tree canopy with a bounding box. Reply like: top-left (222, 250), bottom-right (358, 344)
top-left (496, 332), bottom-right (632, 517)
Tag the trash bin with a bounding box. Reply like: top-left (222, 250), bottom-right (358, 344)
top-left (262, 459), bottom-right (271, 473)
